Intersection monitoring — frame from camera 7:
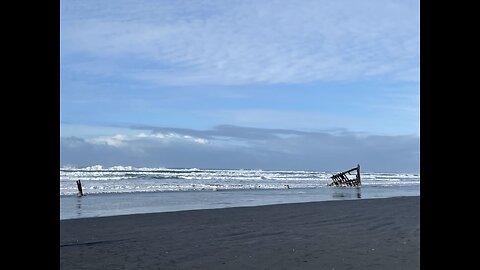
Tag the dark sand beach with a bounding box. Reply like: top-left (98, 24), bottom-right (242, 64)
top-left (60, 196), bottom-right (419, 269)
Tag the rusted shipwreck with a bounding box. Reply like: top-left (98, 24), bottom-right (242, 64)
top-left (328, 164), bottom-right (361, 187)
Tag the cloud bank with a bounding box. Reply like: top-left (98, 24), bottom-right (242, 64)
top-left (61, 125), bottom-right (419, 172)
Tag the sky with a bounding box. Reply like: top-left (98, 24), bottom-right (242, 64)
top-left (60, 0), bottom-right (420, 172)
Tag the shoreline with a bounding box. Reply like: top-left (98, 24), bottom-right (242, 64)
top-left (61, 196), bottom-right (419, 269)
top-left (60, 186), bottom-right (419, 220)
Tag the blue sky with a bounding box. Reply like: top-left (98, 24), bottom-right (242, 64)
top-left (60, 0), bottom-right (420, 172)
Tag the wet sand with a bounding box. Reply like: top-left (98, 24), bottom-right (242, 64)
top-left (60, 196), bottom-right (419, 269)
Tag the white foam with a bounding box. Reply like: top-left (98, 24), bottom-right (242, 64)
top-left (59, 166), bottom-right (420, 195)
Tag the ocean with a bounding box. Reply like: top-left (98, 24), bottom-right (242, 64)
top-left (60, 166), bottom-right (420, 219)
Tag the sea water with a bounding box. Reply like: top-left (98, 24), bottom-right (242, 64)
top-left (60, 166), bottom-right (419, 219)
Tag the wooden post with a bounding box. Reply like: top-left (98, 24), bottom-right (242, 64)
top-left (76, 180), bottom-right (84, 197)
top-left (356, 164), bottom-right (361, 185)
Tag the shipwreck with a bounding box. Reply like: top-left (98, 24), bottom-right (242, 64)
top-left (328, 164), bottom-right (361, 187)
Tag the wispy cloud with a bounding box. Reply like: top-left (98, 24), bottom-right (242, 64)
top-left (61, 125), bottom-right (419, 172)
top-left (86, 132), bottom-right (209, 147)
top-left (61, 0), bottom-right (419, 86)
